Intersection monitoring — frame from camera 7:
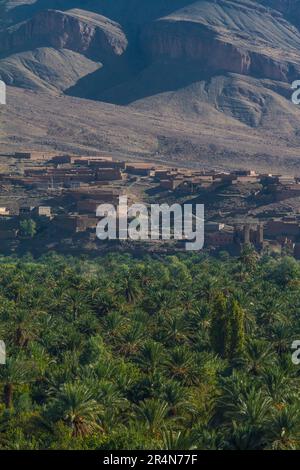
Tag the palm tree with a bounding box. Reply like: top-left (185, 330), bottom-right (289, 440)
top-left (103, 311), bottom-right (126, 340)
top-left (224, 423), bottom-right (264, 450)
top-left (117, 322), bottom-right (145, 357)
top-left (8, 307), bottom-right (41, 348)
top-left (162, 380), bottom-right (192, 417)
top-left (47, 383), bottom-right (103, 437)
top-left (193, 426), bottom-right (225, 450)
top-left (238, 339), bottom-right (275, 375)
top-left (90, 288), bottom-right (117, 317)
top-left (47, 353), bottom-right (81, 394)
top-left (180, 290), bottom-right (198, 316)
top-left (0, 356), bottom-right (32, 408)
top-left (134, 399), bottom-right (169, 435)
top-left (255, 296), bottom-right (287, 328)
top-left (268, 323), bottom-right (293, 356)
top-left (267, 404), bottom-right (300, 450)
top-left (62, 289), bottom-right (90, 322)
top-left (262, 366), bottom-right (295, 405)
top-left (195, 275), bottom-right (219, 303)
top-left (166, 346), bottom-right (199, 385)
top-left (137, 340), bottom-right (165, 374)
top-left (0, 417), bottom-right (9, 449)
top-left (223, 387), bottom-right (272, 428)
top-left (238, 245), bottom-right (259, 275)
top-left (84, 378), bottom-right (129, 430)
top-left (144, 289), bottom-right (178, 317)
top-left (161, 430), bottom-right (196, 450)
top-left (118, 275), bottom-right (140, 304)
top-left (160, 313), bottom-right (190, 345)
top-left (29, 342), bottom-right (55, 380)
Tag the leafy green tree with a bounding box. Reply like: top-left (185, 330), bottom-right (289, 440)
top-left (19, 219), bottom-right (37, 239)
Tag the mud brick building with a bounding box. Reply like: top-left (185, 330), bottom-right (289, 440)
top-left (0, 208), bottom-right (10, 216)
top-left (96, 168), bottom-right (123, 181)
top-left (54, 215), bottom-right (98, 233)
top-left (15, 151), bottom-right (57, 161)
top-left (275, 184), bottom-right (300, 201)
top-left (77, 200), bottom-right (104, 214)
top-left (88, 160), bottom-right (125, 170)
top-left (34, 206), bottom-right (52, 218)
top-left (160, 179), bottom-right (183, 190)
top-left (265, 219), bottom-right (300, 239)
top-left (205, 230), bottom-right (235, 247)
top-left (126, 163), bottom-right (155, 176)
top-left (240, 224), bottom-right (264, 247)
top-left (69, 188), bottom-right (119, 203)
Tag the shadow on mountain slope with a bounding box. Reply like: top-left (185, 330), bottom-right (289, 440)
top-left (66, 59), bottom-right (218, 105)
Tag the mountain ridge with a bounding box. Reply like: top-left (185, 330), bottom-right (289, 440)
top-left (1, 0), bottom-right (300, 173)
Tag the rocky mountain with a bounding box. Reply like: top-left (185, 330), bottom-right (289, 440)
top-left (1, 0), bottom-right (300, 172)
top-left (0, 7), bottom-right (127, 91)
top-left (0, 9), bottom-right (127, 59)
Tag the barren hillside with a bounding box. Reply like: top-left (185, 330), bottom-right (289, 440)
top-left (1, 0), bottom-right (300, 173)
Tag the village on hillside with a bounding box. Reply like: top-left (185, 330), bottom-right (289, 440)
top-left (0, 150), bottom-right (299, 257)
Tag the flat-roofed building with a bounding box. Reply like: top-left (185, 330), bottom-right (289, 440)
top-left (54, 215), bottom-right (98, 233)
top-left (126, 163), bottom-right (155, 176)
top-left (233, 170), bottom-right (257, 177)
top-left (205, 230), bottom-right (234, 247)
top-left (87, 160), bottom-right (125, 169)
top-left (265, 220), bottom-right (300, 238)
top-left (15, 151), bottom-right (56, 161)
top-left (205, 222), bottom-right (225, 232)
top-left (0, 207), bottom-right (10, 216)
top-left (68, 188), bottom-right (118, 203)
top-left (35, 206), bottom-right (52, 218)
top-left (77, 200), bottom-right (104, 214)
top-left (96, 168), bottom-right (122, 181)
top-left (160, 179), bottom-right (182, 190)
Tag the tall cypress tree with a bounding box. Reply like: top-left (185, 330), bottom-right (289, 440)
top-left (210, 293), bottom-right (245, 359)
